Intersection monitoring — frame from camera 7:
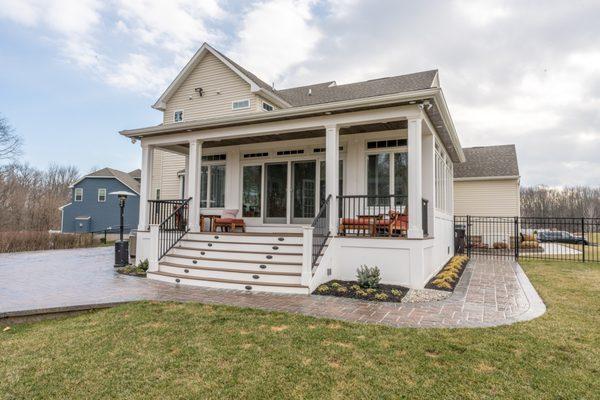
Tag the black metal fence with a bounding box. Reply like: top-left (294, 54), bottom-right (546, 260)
top-left (311, 195), bottom-right (331, 269)
top-left (158, 198), bottom-right (191, 259)
top-left (149, 199), bottom-right (188, 225)
top-left (454, 216), bottom-right (600, 262)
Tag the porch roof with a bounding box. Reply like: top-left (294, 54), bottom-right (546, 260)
top-left (121, 89), bottom-right (465, 163)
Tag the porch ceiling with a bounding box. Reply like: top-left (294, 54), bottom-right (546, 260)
top-left (170, 120), bottom-right (410, 149)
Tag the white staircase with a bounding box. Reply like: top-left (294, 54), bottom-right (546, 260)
top-left (147, 231), bottom-right (309, 294)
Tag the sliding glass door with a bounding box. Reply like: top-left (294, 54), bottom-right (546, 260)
top-left (264, 163), bottom-right (288, 224)
top-left (292, 161), bottom-right (316, 224)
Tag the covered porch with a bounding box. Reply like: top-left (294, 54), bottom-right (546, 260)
top-left (137, 105), bottom-right (442, 241)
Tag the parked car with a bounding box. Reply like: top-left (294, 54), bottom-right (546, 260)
top-left (538, 231), bottom-right (589, 245)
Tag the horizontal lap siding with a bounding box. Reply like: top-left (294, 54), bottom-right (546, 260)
top-left (453, 179), bottom-right (520, 217)
top-left (163, 53), bottom-right (258, 123)
top-left (152, 150), bottom-right (186, 200)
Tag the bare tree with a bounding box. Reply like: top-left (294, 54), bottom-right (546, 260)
top-left (521, 186), bottom-right (600, 218)
top-left (0, 116), bottom-right (22, 163)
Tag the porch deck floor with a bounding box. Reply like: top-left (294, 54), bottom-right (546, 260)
top-left (0, 248), bottom-right (544, 328)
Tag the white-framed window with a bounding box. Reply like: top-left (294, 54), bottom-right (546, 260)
top-left (155, 188), bottom-right (161, 200)
top-left (174, 110), bottom-right (183, 123)
top-left (435, 140), bottom-right (453, 213)
top-left (365, 139), bottom-right (408, 207)
top-left (74, 188), bottom-right (83, 202)
top-left (232, 99), bottom-right (250, 110)
top-left (97, 188), bottom-right (107, 202)
top-left (200, 162), bottom-right (226, 208)
top-left (262, 101), bottom-right (274, 111)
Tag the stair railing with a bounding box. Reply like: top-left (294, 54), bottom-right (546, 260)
top-left (158, 197), bottom-right (191, 259)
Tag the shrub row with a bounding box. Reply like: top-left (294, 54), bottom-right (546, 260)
top-left (0, 231), bottom-right (96, 253)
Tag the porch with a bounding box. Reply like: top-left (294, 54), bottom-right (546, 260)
top-left (133, 105), bottom-right (455, 292)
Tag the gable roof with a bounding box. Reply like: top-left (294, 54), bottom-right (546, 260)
top-left (454, 145), bottom-right (519, 179)
top-left (128, 169), bottom-right (141, 179)
top-left (277, 71), bottom-right (438, 107)
top-left (152, 43), bottom-right (291, 111)
top-left (72, 167), bottom-right (141, 194)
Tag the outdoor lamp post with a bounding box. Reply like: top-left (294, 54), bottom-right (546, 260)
top-left (109, 190), bottom-right (137, 267)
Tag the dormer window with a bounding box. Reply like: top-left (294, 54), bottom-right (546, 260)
top-left (174, 110), bottom-right (183, 122)
top-left (262, 102), bottom-right (274, 111)
top-left (232, 99), bottom-right (250, 110)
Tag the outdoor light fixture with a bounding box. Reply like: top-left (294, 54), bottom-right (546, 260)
top-left (109, 190), bottom-right (138, 267)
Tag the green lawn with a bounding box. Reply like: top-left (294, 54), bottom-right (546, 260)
top-left (1, 261), bottom-right (599, 399)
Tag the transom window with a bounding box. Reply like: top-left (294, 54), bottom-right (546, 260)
top-left (74, 188), bottom-right (83, 202)
top-left (200, 164), bottom-right (226, 208)
top-left (232, 99), bottom-right (250, 110)
top-left (97, 188), bottom-right (106, 202)
top-left (262, 102), bottom-right (274, 111)
top-left (174, 111), bottom-right (183, 122)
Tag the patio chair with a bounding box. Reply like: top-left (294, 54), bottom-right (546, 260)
top-left (375, 210), bottom-right (408, 237)
top-left (339, 217), bottom-right (373, 236)
top-left (213, 209), bottom-right (246, 233)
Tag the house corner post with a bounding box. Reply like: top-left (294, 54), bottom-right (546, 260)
top-left (138, 144), bottom-right (154, 231)
top-left (325, 124), bottom-right (339, 235)
top-left (301, 226), bottom-right (314, 287)
top-left (148, 224), bottom-right (159, 272)
top-left (407, 117), bottom-right (423, 239)
top-left (187, 139), bottom-right (203, 232)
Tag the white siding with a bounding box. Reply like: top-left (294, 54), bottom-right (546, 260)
top-left (151, 150), bottom-right (186, 199)
top-left (453, 179), bottom-right (520, 217)
top-left (163, 52), bottom-right (263, 123)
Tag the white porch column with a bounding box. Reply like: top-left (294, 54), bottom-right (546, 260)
top-left (407, 118), bottom-right (423, 238)
top-left (325, 124), bottom-right (339, 234)
top-left (186, 139), bottom-right (203, 232)
top-left (138, 144), bottom-right (154, 231)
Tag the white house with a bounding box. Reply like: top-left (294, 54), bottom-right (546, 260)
top-left (120, 43), bottom-right (464, 294)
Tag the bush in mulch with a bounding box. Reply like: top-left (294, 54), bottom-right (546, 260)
top-left (117, 259), bottom-right (149, 277)
top-left (313, 280), bottom-right (408, 303)
top-left (425, 255), bottom-right (470, 292)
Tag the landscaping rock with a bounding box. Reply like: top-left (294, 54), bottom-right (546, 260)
top-left (401, 288), bottom-right (451, 303)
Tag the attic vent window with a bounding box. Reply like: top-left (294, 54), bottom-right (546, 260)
top-left (232, 99), bottom-right (250, 110)
top-left (174, 111), bottom-right (183, 123)
top-left (202, 154), bottom-right (226, 162)
top-left (243, 152), bottom-right (269, 158)
top-left (276, 149), bottom-right (304, 156)
top-left (367, 139), bottom-right (407, 149)
top-left (262, 102), bottom-right (274, 112)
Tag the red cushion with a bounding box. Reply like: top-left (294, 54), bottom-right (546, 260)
top-left (341, 218), bottom-right (371, 225)
top-left (215, 218), bottom-right (244, 224)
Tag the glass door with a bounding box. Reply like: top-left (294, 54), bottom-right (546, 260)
top-left (264, 163), bottom-right (288, 224)
top-left (292, 161), bottom-right (316, 224)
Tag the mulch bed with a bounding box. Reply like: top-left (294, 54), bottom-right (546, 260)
top-left (424, 256), bottom-right (470, 292)
top-left (312, 280), bottom-right (409, 303)
top-left (116, 266), bottom-right (147, 277)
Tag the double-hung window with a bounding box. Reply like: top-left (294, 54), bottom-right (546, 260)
top-left (366, 139), bottom-right (408, 207)
top-left (74, 188), bottom-right (83, 202)
top-left (97, 188), bottom-right (107, 202)
top-left (174, 111), bottom-right (183, 123)
top-left (200, 156), bottom-right (226, 208)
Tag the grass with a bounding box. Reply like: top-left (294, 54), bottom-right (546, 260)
top-left (1, 261), bottom-right (599, 399)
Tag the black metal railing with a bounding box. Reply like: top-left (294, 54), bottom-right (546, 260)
top-left (311, 195), bottom-right (331, 269)
top-left (454, 216), bottom-right (599, 262)
top-left (422, 198), bottom-right (429, 236)
top-left (337, 195), bottom-right (408, 237)
top-left (158, 198), bottom-right (191, 259)
top-left (149, 199), bottom-right (188, 225)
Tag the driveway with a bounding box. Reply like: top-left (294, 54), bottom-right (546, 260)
top-left (0, 247), bottom-right (545, 328)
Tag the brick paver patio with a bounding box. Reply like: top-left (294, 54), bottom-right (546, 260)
top-left (0, 247), bottom-right (545, 328)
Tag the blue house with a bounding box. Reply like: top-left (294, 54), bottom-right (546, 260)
top-left (60, 168), bottom-right (141, 233)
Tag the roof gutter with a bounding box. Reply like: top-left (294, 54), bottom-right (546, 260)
top-left (432, 90), bottom-right (465, 163)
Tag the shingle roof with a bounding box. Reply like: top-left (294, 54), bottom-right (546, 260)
top-left (86, 167), bottom-right (141, 193)
top-left (454, 145), bottom-right (519, 179)
top-left (128, 169), bottom-right (141, 179)
top-left (276, 71), bottom-right (438, 107)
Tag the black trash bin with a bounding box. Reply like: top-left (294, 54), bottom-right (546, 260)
top-left (114, 240), bottom-right (129, 267)
top-left (454, 224), bottom-right (466, 254)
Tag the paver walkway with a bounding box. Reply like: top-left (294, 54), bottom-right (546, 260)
top-left (0, 247), bottom-right (545, 328)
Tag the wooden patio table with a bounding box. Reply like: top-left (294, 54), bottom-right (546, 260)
top-left (199, 213), bottom-right (221, 232)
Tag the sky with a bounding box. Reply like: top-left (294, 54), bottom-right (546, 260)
top-left (0, 0), bottom-right (599, 187)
